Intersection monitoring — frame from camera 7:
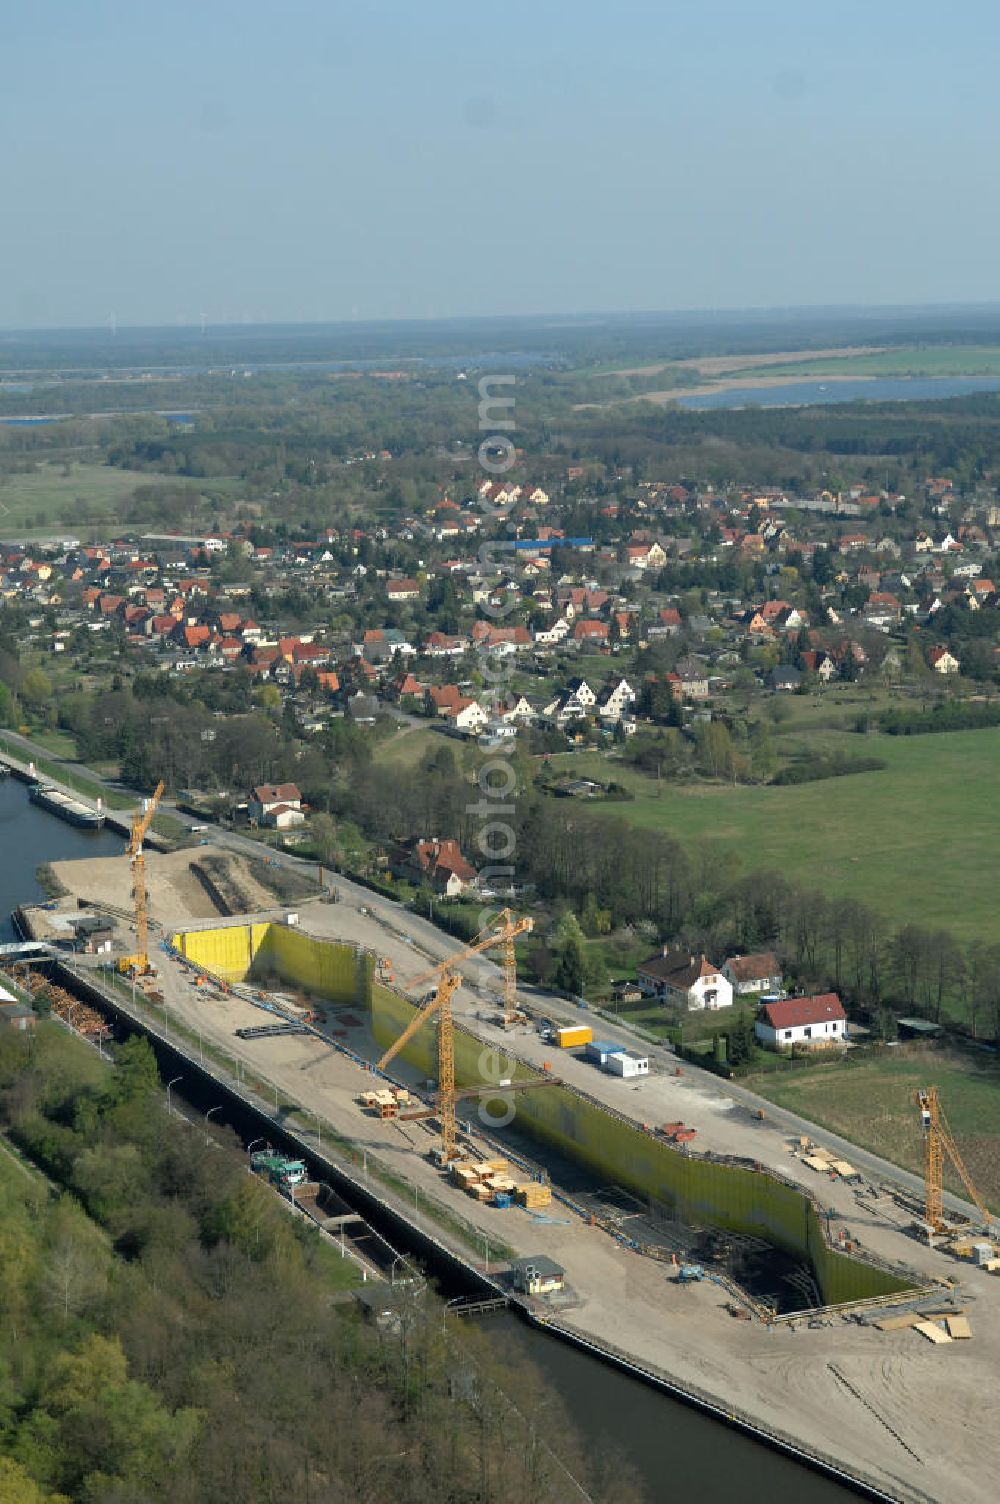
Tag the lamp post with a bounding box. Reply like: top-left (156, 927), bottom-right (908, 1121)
top-left (205, 1105), bottom-right (222, 1125)
top-left (166, 1075), bottom-right (182, 1112)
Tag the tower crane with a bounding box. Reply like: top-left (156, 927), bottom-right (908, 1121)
top-left (406, 907), bottom-right (533, 1028)
top-left (119, 780), bottom-right (165, 978)
top-left (916, 1086), bottom-right (993, 1236)
top-left (373, 909), bottom-right (536, 1162)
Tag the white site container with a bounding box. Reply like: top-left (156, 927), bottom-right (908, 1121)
top-left (604, 1050), bottom-right (649, 1078)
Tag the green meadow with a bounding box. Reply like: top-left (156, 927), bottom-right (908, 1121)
top-left (548, 725), bottom-right (1000, 939)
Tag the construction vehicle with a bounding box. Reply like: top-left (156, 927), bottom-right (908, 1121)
top-left (405, 908), bottom-right (533, 1029)
top-left (916, 1086), bottom-right (995, 1241)
top-left (676, 1264), bottom-right (705, 1283)
top-left (117, 779), bottom-right (165, 978)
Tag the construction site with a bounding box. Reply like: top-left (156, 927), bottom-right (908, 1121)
top-left (13, 802), bottom-right (1000, 1504)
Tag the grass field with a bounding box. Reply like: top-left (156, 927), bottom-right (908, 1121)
top-left (0, 462), bottom-right (146, 531)
top-left (750, 1044), bottom-right (1000, 1212)
top-left (547, 724), bottom-right (1000, 939)
top-left (0, 461), bottom-right (240, 536)
top-left (737, 345), bottom-right (1000, 381)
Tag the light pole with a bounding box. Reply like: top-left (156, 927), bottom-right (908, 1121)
top-left (247, 1137), bottom-right (266, 1156)
top-left (166, 1076), bottom-right (182, 1112)
top-left (205, 1105), bottom-right (222, 1124)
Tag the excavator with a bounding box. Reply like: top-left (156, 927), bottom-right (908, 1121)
top-left (117, 780), bottom-right (165, 979)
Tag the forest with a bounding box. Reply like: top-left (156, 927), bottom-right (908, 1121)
top-left (0, 1023), bottom-right (634, 1504)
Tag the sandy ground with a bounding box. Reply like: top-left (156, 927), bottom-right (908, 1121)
top-left (40, 856), bottom-right (998, 1503)
top-left (47, 845), bottom-right (277, 932)
top-left (147, 943), bottom-right (996, 1504)
top-left (574, 345), bottom-right (893, 408)
top-left (609, 345), bottom-right (885, 380)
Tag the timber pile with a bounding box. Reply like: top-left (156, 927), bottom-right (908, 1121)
top-left (24, 969), bottom-right (107, 1039)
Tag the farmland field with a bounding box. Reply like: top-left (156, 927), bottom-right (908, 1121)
top-left (546, 725), bottom-right (1000, 939)
top-left (750, 1044), bottom-right (1000, 1212)
top-left (736, 344), bottom-right (1000, 381)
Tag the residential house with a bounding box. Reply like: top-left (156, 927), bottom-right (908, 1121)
top-left (755, 993), bottom-right (846, 1051)
top-left (387, 578), bottom-right (421, 602)
top-left (247, 782), bottom-right (306, 829)
top-left (596, 676), bottom-right (636, 724)
top-left (722, 952), bottom-right (783, 996)
top-left (928, 646), bottom-right (960, 675)
top-left (800, 650), bottom-right (837, 682)
top-left (636, 948), bottom-right (733, 1011)
top-left (390, 837), bottom-right (477, 898)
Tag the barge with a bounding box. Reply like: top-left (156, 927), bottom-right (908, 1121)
top-left (28, 781), bottom-right (105, 829)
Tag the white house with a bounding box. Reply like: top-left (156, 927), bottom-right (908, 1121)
top-left (596, 676), bottom-right (636, 724)
top-left (453, 700), bottom-right (489, 734)
top-left (722, 952), bottom-right (783, 996)
top-left (248, 782), bottom-right (305, 829)
top-left (636, 948), bottom-right (733, 1011)
top-left (755, 994), bottom-right (846, 1051)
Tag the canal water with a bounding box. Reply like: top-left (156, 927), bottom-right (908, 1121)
top-left (0, 774), bottom-right (121, 940)
top-left (6, 784), bottom-right (870, 1504)
top-left (678, 374), bottom-right (1000, 409)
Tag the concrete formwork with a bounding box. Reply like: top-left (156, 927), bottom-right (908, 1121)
top-left (171, 921), bottom-right (370, 1005)
top-left (172, 923), bottom-right (913, 1308)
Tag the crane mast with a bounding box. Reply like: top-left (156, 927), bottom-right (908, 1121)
top-left (123, 780), bottom-right (165, 977)
top-left (916, 1086), bottom-right (993, 1235)
top-left (374, 909), bottom-right (534, 1161)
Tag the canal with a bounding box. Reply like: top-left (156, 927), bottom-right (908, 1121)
top-left (0, 773), bottom-right (121, 940)
top-left (7, 784), bottom-right (873, 1504)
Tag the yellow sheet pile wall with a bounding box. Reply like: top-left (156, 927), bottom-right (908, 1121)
top-left (171, 925), bottom-right (911, 1307)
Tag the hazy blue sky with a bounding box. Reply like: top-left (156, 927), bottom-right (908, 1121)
top-left (3, 0), bottom-right (998, 328)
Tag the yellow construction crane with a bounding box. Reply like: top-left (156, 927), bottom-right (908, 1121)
top-left (118, 780), bottom-right (165, 977)
top-left (377, 970), bottom-right (462, 1162)
top-left (373, 909), bottom-right (535, 1161)
top-left (916, 1086), bottom-right (993, 1236)
top-left (406, 908), bottom-right (533, 1028)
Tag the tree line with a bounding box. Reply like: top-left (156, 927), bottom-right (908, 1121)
top-left (0, 1023), bottom-right (637, 1504)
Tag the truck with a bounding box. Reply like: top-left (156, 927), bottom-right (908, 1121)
top-left (555, 1024), bottom-right (594, 1049)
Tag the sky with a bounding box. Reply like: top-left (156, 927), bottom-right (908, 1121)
top-left (3, 0), bottom-right (1000, 329)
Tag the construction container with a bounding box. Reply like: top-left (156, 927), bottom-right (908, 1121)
top-left (604, 1050), bottom-right (648, 1078)
top-left (585, 1040), bottom-right (623, 1066)
top-left (556, 1024), bottom-right (593, 1049)
top-left (493, 1192), bottom-right (512, 1209)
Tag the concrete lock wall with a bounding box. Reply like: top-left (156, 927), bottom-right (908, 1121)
top-left (171, 923), bottom-right (370, 1005)
top-left (172, 922), bottom-right (272, 982)
top-left (173, 926), bottom-right (910, 1307)
top-left (370, 986), bottom-right (910, 1307)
